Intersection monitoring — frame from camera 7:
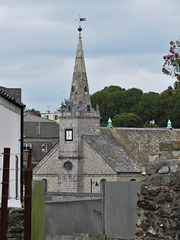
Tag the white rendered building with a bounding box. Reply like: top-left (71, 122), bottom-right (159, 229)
top-left (0, 88), bottom-right (25, 207)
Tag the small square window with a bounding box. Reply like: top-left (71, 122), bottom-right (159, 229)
top-left (54, 115), bottom-right (58, 120)
top-left (65, 129), bottom-right (73, 141)
top-left (41, 144), bottom-right (47, 152)
top-left (23, 143), bottom-right (32, 152)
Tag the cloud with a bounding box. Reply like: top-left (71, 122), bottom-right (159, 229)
top-left (0, 0), bottom-right (179, 112)
top-left (86, 55), bottom-right (173, 95)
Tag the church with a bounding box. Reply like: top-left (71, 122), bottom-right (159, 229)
top-left (33, 26), bottom-right (180, 193)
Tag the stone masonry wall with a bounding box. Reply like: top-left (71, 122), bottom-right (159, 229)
top-left (136, 140), bottom-right (180, 240)
top-left (0, 208), bottom-right (24, 239)
top-left (101, 128), bottom-right (180, 166)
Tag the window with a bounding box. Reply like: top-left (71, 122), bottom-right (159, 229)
top-left (68, 105), bottom-right (71, 111)
top-left (42, 179), bottom-right (48, 192)
top-left (54, 115), bottom-right (58, 120)
top-left (41, 144), bottom-right (47, 152)
top-left (44, 115), bottom-right (49, 119)
top-left (87, 105), bottom-right (90, 111)
top-left (100, 179), bottom-right (106, 193)
top-left (23, 143), bottom-right (32, 152)
top-left (64, 161), bottom-right (72, 171)
top-left (130, 179), bottom-right (136, 181)
top-left (65, 129), bottom-right (73, 141)
top-left (84, 86), bottom-right (87, 92)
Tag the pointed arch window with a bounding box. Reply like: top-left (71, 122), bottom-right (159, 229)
top-left (42, 179), bottom-right (47, 192)
top-left (87, 105), bottom-right (90, 112)
top-left (72, 86), bottom-right (74, 92)
top-left (84, 86), bottom-right (87, 92)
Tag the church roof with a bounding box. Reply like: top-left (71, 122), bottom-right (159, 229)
top-left (69, 34), bottom-right (91, 109)
top-left (82, 133), bottom-right (142, 173)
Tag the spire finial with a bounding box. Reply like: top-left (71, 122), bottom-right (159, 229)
top-left (78, 15), bottom-right (86, 36)
top-left (107, 117), bottom-right (113, 128)
top-left (167, 118), bottom-right (172, 130)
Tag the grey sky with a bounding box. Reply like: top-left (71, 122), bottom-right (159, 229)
top-left (0, 0), bottom-right (179, 112)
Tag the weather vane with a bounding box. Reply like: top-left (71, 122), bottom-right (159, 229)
top-left (78, 15), bottom-right (86, 36)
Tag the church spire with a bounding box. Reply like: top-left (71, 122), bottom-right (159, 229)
top-left (69, 22), bottom-right (91, 110)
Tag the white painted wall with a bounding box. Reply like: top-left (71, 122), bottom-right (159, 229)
top-left (0, 103), bottom-right (21, 207)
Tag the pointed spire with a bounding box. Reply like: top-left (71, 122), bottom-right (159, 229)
top-left (69, 29), bottom-right (91, 109)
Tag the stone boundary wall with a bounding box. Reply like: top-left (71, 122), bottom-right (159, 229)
top-left (0, 208), bottom-right (24, 239)
top-left (101, 128), bottom-right (180, 166)
top-left (136, 140), bottom-right (180, 239)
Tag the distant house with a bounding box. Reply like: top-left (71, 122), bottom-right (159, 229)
top-left (41, 111), bottom-right (60, 123)
top-left (0, 87), bottom-right (25, 207)
top-left (24, 113), bottom-right (59, 164)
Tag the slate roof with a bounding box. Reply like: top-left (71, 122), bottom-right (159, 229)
top-left (24, 113), bottom-right (59, 138)
top-left (82, 133), bottom-right (142, 173)
top-left (24, 112), bottom-right (57, 122)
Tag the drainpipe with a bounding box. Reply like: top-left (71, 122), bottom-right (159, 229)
top-left (100, 180), bottom-right (105, 235)
top-left (20, 106), bottom-right (25, 203)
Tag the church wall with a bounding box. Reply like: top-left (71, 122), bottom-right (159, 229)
top-left (58, 115), bottom-right (100, 192)
top-left (117, 173), bottom-right (142, 182)
top-left (33, 175), bottom-right (58, 192)
top-left (58, 157), bottom-right (81, 192)
top-left (33, 143), bottom-right (59, 192)
top-left (59, 116), bottom-right (100, 155)
top-left (82, 140), bottom-right (117, 193)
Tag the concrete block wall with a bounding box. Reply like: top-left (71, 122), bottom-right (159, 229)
top-left (136, 140), bottom-right (180, 239)
top-left (45, 199), bottom-right (102, 235)
top-left (45, 233), bottom-right (104, 240)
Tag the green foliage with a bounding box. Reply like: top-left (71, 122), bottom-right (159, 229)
top-left (90, 85), bottom-right (180, 128)
top-left (91, 85), bottom-right (143, 125)
top-left (113, 113), bottom-right (143, 127)
top-left (25, 108), bottom-right (37, 112)
top-left (135, 92), bottom-right (159, 123)
top-left (57, 98), bottom-right (69, 112)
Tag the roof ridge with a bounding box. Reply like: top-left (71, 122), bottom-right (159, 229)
top-left (33, 141), bottom-right (59, 173)
top-left (0, 89), bottom-right (25, 108)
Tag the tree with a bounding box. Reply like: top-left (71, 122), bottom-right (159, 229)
top-left (25, 108), bottom-right (38, 112)
top-left (112, 113), bottom-right (143, 127)
top-left (90, 85), bottom-right (180, 128)
top-left (135, 92), bottom-right (159, 124)
top-left (56, 98), bottom-right (69, 112)
top-left (90, 86), bottom-right (143, 126)
top-left (91, 85), bottom-right (126, 125)
top-left (162, 40), bottom-right (180, 84)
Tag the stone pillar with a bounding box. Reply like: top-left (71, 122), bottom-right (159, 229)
top-left (136, 140), bottom-right (180, 239)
